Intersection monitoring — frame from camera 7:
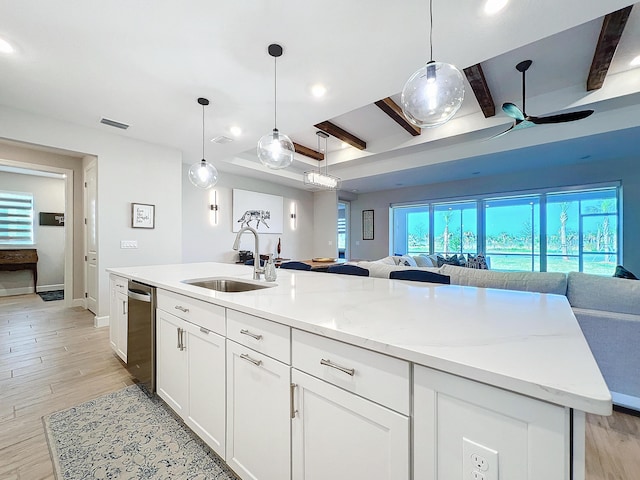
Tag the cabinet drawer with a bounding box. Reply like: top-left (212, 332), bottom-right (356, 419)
top-left (157, 289), bottom-right (225, 336)
top-left (111, 275), bottom-right (127, 294)
top-left (292, 329), bottom-right (410, 415)
top-left (227, 309), bottom-right (290, 364)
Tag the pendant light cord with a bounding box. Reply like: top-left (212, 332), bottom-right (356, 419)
top-left (201, 103), bottom-right (205, 161)
top-left (429, 0), bottom-right (433, 62)
top-left (274, 55), bottom-right (278, 130)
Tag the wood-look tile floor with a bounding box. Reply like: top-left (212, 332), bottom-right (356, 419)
top-left (0, 294), bottom-right (134, 480)
top-left (0, 294), bottom-right (639, 479)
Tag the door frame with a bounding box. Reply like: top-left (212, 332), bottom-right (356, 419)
top-left (338, 200), bottom-right (350, 260)
top-left (83, 156), bottom-right (98, 314)
top-left (0, 158), bottom-right (74, 307)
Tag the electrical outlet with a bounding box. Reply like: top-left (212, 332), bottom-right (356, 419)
top-left (120, 240), bottom-right (138, 249)
top-left (463, 438), bottom-right (498, 480)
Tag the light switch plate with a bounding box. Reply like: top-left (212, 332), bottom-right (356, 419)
top-left (120, 240), bottom-right (138, 249)
top-left (463, 438), bottom-right (498, 480)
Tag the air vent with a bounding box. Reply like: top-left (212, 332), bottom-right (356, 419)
top-left (100, 117), bottom-right (130, 130)
top-left (211, 135), bottom-right (233, 144)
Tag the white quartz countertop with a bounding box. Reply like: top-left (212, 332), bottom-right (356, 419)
top-left (109, 262), bottom-right (612, 415)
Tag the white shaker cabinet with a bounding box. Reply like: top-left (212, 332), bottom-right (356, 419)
top-left (291, 369), bottom-right (410, 480)
top-left (156, 309), bottom-right (188, 416)
top-left (291, 329), bottom-right (410, 480)
top-left (109, 275), bottom-right (128, 362)
top-left (156, 291), bottom-right (227, 459)
top-left (225, 309), bottom-right (291, 480)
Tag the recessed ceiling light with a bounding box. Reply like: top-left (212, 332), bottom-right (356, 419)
top-left (341, 142), bottom-right (349, 149)
top-left (311, 84), bottom-right (327, 98)
top-left (484, 0), bottom-right (509, 15)
top-left (630, 55), bottom-right (640, 67)
top-left (0, 37), bottom-right (15, 54)
top-left (229, 126), bottom-right (242, 137)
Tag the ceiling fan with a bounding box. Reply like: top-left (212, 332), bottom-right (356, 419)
top-left (493, 59), bottom-right (594, 138)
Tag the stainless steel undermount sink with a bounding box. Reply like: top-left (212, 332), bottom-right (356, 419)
top-left (182, 277), bottom-right (275, 292)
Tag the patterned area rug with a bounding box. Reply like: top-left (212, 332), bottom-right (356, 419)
top-left (38, 290), bottom-right (64, 301)
top-left (43, 385), bottom-right (238, 480)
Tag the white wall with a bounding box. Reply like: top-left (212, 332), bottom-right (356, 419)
top-left (182, 167), bottom-right (315, 263)
top-left (0, 105), bottom-right (183, 319)
top-left (0, 172), bottom-right (65, 295)
top-left (349, 157), bottom-right (640, 273)
top-left (313, 190), bottom-right (338, 258)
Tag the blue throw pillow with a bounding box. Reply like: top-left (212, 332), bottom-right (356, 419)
top-left (613, 265), bottom-right (638, 280)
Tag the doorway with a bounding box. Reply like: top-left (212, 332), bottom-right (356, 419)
top-left (338, 201), bottom-right (349, 259)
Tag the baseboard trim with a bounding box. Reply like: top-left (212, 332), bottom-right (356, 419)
top-left (94, 315), bottom-right (109, 328)
top-left (0, 286), bottom-right (35, 296)
top-left (611, 391), bottom-right (640, 413)
top-left (36, 284), bottom-right (64, 293)
top-left (71, 298), bottom-right (86, 308)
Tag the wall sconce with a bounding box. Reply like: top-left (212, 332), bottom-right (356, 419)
top-left (209, 190), bottom-right (219, 226)
top-left (290, 202), bottom-right (297, 230)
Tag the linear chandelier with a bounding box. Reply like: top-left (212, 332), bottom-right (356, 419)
top-left (303, 131), bottom-right (341, 190)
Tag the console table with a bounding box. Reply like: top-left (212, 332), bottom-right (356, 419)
top-left (0, 249), bottom-right (38, 288)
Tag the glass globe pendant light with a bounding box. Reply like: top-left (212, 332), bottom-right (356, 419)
top-left (400, 0), bottom-right (465, 128)
top-left (188, 97), bottom-right (219, 189)
top-left (257, 44), bottom-right (295, 169)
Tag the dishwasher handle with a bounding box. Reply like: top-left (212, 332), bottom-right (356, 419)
top-left (127, 289), bottom-right (152, 302)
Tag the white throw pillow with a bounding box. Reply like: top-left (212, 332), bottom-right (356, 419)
top-left (414, 255), bottom-right (435, 267)
top-left (394, 255), bottom-right (417, 267)
top-left (375, 256), bottom-right (398, 265)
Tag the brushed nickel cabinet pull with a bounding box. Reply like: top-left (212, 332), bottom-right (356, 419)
top-left (240, 329), bottom-right (263, 341)
top-left (180, 328), bottom-right (186, 351)
top-left (200, 327), bottom-right (210, 334)
top-left (240, 353), bottom-right (262, 367)
top-left (177, 327), bottom-right (181, 349)
top-left (290, 383), bottom-right (298, 419)
top-left (174, 305), bottom-right (189, 313)
top-left (320, 358), bottom-right (355, 376)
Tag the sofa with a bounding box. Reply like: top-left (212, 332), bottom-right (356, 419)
top-left (356, 258), bottom-right (640, 412)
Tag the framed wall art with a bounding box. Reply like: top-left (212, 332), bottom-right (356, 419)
top-left (362, 209), bottom-right (374, 240)
top-left (232, 189), bottom-right (283, 233)
top-left (131, 203), bottom-right (155, 229)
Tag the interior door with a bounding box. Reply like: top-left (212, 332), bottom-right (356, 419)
top-left (84, 160), bottom-right (98, 313)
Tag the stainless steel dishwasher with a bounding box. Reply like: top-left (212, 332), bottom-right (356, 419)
top-left (127, 280), bottom-right (156, 393)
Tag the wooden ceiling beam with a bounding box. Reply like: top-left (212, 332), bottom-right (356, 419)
top-left (587, 5), bottom-right (633, 91)
top-left (314, 121), bottom-right (367, 150)
top-left (374, 97), bottom-right (421, 136)
top-left (463, 63), bottom-right (496, 118)
top-left (293, 142), bottom-right (323, 161)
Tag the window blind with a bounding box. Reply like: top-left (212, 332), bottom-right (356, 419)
top-left (0, 191), bottom-right (34, 244)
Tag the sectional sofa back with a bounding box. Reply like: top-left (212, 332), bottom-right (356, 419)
top-left (356, 261), bottom-right (441, 279)
top-left (440, 265), bottom-right (568, 295)
top-left (567, 271), bottom-right (640, 315)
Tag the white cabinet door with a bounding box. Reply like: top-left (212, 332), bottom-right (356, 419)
top-left (184, 321), bottom-right (226, 459)
top-left (109, 275), bottom-right (127, 363)
top-left (156, 309), bottom-right (188, 417)
top-left (109, 277), bottom-right (118, 353)
top-left (291, 369), bottom-right (410, 480)
top-left (115, 290), bottom-right (128, 361)
top-left (226, 339), bottom-right (291, 480)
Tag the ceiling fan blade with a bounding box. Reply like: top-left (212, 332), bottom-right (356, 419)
top-left (529, 110), bottom-right (594, 124)
top-left (502, 102), bottom-right (525, 121)
top-left (488, 123), bottom-right (516, 139)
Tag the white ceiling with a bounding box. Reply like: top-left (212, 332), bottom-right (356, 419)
top-left (0, 0), bottom-right (638, 193)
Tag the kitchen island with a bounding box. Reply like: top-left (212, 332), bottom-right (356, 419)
top-left (109, 261), bottom-right (611, 480)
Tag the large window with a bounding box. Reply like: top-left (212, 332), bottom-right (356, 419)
top-left (393, 205), bottom-right (429, 255)
top-left (485, 196), bottom-right (540, 271)
top-left (390, 185), bottom-right (620, 275)
top-left (0, 191), bottom-right (34, 245)
top-left (433, 202), bottom-right (477, 256)
top-left (546, 189), bottom-right (618, 275)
